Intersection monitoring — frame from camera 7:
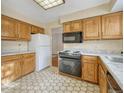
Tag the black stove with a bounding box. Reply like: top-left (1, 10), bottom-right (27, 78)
top-left (59, 50), bottom-right (81, 77)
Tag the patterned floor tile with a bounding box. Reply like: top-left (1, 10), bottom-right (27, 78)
top-left (2, 67), bottom-right (100, 93)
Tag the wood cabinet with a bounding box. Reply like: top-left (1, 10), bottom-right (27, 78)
top-left (102, 12), bottom-right (122, 39)
top-left (63, 20), bottom-right (82, 33)
top-left (81, 56), bottom-right (98, 83)
top-left (99, 65), bottom-right (108, 93)
top-left (52, 55), bottom-right (58, 67)
top-left (71, 20), bottom-right (82, 32)
top-left (17, 21), bottom-right (31, 40)
top-left (1, 15), bottom-right (18, 40)
top-left (1, 55), bottom-right (21, 84)
top-left (63, 22), bottom-right (71, 33)
top-left (1, 53), bottom-right (35, 84)
top-left (31, 25), bottom-right (44, 34)
top-left (1, 15), bottom-right (45, 40)
top-left (21, 53), bottom-right (35, 76)
top-left (63, 12), bottom-right (123, 40)
top-left (83, 16), bottom-right (101, 40)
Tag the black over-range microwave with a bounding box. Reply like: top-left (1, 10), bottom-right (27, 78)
top-left (63, 32), bottom-right (83, 43)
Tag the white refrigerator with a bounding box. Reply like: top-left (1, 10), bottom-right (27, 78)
top-left (29, 34), bottom-right (51, 71)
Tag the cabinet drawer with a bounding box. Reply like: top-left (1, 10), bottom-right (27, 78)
top-left (2, 55), bottom-right (20, 63)
top-left (82, 56), bottom-right (97, 63)
top-left (23, 53), bottom-right (35, 58)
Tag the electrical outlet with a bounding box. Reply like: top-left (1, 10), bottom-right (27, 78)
top-left (18, 43), bottom-right (21, 46)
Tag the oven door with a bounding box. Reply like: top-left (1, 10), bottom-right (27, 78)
top-left (107, 72), bottom-right (122, 93)
top-left (63, 32), bottom-right (82, 43)
top-left (59, 58), bottom-right (81, 77)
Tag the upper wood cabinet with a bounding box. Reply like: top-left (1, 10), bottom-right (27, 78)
top-left (1, 15), bottom-right (18, 40)
top-left (21, 53), bottom-right (35, 76)
top-left (63, 12), bottom-right (123, 40)
top-left (71, 20), bottom-right (82, 32)
top-left (63, 20), bottom-right (82, 33)
top-left (31, 25), bottom-right (44, 34)
top-left (63, 22), bottom-right (71, 33)
top-left (81, 56), bottom-right (98, 83)
top-left (17, 21), bottom-right (31, 40)
top-left (1, 15), bottom-right (45, 41)
top-left (102, 12), bottom-right (123, 39)
top-left (83, 16), bottom-right (101, 40)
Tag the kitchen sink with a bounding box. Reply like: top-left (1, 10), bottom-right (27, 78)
top-left (105, 56), bottom-right (123, 63)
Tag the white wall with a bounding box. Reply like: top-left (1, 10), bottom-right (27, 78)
top-left (46, 20), bottom-right (62, 35)
top-left (60, 4), bottom-right (112, 23)
top-left (1, 40), bottom-right (28, 53)
top-left (1, 10), bottom-right (46, 28)
top-left (45, 5), bottom-right (123, 54)
top-left (64, 40), bottom-right (123, 54)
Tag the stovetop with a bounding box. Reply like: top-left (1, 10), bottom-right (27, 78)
top-left (59, 50), bottom-right (81, 59)
top-left (60, 50), bottom-right (80, 54)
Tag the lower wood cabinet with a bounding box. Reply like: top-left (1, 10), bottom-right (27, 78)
top-left (52, 55), bottom-right (58, 67)
top-left (99, 65), bottom-right (108, 93)
top-left (98, 59), bottom-right (108, 93)
top-left (1, 55), bottom-right (21, 84)
top-left (81, 55), bottom-right (98, 83)
top-left (1, 53), bottom-right (35, 84)
top-left (21, 53), bottom-right (35, 76)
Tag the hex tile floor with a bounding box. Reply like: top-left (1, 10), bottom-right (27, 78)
top-left (2, 67), bottom-right (100, 93)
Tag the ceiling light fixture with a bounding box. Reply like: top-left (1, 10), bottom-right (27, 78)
top-left (34, 0), bottom-right (65, 10)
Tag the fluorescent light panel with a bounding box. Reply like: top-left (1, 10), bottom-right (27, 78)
top-left (34, 0), bottom-right (64, 10)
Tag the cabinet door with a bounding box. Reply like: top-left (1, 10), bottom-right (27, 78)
top-left (52, 56), bottom-right (58, 67)
top-left (83, 16), bottom-right (101, 40)
top-left (22, 53), bottom-right (35, 76)
top-left (38, 27), bottom-right (45, 34)
top-left (63, 22), bottom-right (71, 33)
top-left (1, 59), bottom-right (21, 84)
top-left (71, 20), bottom-right (82, 32)
top-left (31, 26), bottom-right (44, 34)
top-left (18, 21), bottom-right (31, 40)
top-left (31, 25), bottom-right (38, 34)
top-left (83, 62), bottom-right (98, 83)
top-left (1, 15), bottom-right (18, 40)
top-left (102, 12), bottom-right (122, 39)
top-left (14, 60), bottom-right (22, 80)
top-left (99, 65), bottom-right (108, 93)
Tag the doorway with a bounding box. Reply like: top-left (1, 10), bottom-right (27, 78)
top-left (51, 27), bottom-right (63, 67)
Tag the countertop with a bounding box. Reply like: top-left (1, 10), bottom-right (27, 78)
top-left (60, 49), bottom-right (123, 90)
top-left (100, 56), bottom-right (123, 90)
top-left (1, 51), bottom-right (35, 56)
top-left (81, 51), bottom-right (123, 90)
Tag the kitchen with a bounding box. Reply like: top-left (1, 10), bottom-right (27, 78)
top-left (1, 0), bottom-right (123, 93)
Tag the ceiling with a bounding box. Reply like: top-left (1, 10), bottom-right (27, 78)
top-left (2, 0), bottom-right (111, 25)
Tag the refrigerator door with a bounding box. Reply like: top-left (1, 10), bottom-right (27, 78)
top-left (39, 34), bottom-right (50, 46)
top-left (35, 46), bottom-right (51, 71)
top-left (29, 34), bottom-right (51, 51)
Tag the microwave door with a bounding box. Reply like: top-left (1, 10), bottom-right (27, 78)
top-left (63, 32), bottom-right (82, 43)
top-left (64, 36), bottom-right (75, 42)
